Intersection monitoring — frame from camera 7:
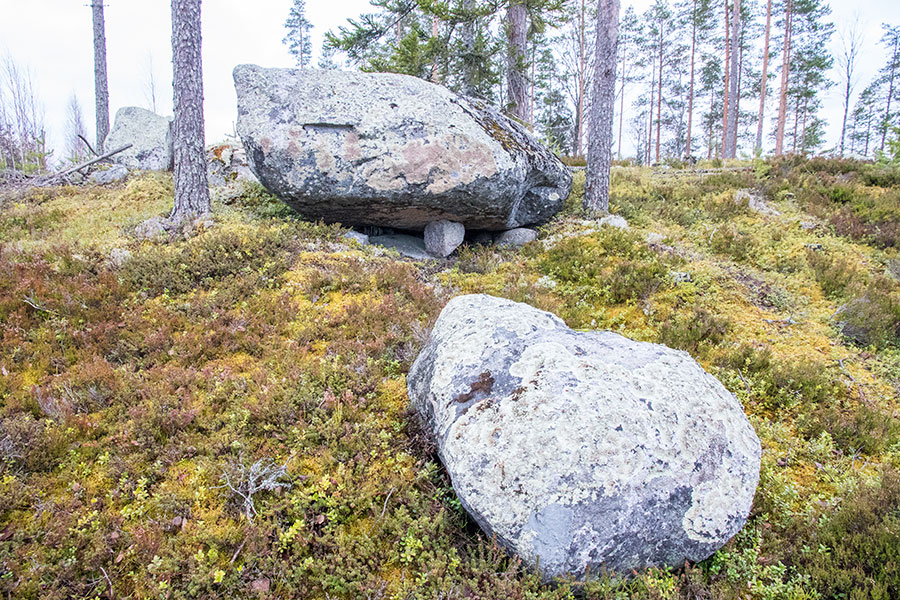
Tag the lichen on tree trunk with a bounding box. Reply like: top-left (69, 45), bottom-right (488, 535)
top-left (92, 1), bottom-right (109, 154)
top-left (505, 1), bottom-right (530, 124)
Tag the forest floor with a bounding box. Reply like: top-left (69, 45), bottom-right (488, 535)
top-left (1, 157), bottom-right (899, 599)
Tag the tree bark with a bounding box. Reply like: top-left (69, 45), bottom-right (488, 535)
top-left (721, 0), bottom-right (730, 158)
top-left (576, 0), bottom-right (587, 156)
top-left (655, 22), bottom-right (663, 163)
top-left (170, 0), bottom-right (210, 223)
top-left (648, 62), bottom-right (656, 164)
top-left (755, 0), bottom-right (772, 153)
top-left (461, 0), bottom-right (477, 96)
top-left (685, 0), bottom-right (697, 159)
top-left (506, 1), bottom-right (530, 123)
top-left (881, 38), bottom-right (898, 152)
top-left (584, 0), bottom-right (620, 213)
top-left (617, 42), bottom-right (626, 159)
top-left (724, 0), bottom-right (741, 158)
top-left (774, 0), bottom-right (792, 156)
top-left (92, 1), bottom-right (110, 153)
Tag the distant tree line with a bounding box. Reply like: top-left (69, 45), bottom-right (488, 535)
top-left (286, 0), bottom-right (899, 162)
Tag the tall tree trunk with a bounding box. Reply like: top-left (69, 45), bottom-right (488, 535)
top-left (576, 0), bottom-right (587, 156)
top-left (721, 0), bottom-right (730, 158)
top-left (655, 23), bottom-right (663, 163)
top-left (170, 0), bottom-right (210, 222)
top-left (506, 1), bottom-right (530, 123)
top-left (585, 0), bottom-right (620, 213)
top-left (92, 1), bottom-right (110, 153)
top-left (791, 94), bottom-right (800, 153)
top-left (648, 63), bottom-right (656, 164)
top-left (685, 0), bottom-right (697, 159)
top-left (725, 0), bottom-right (741, 158)
top-left (617, 47), bottom-right (626, 159)
top-left (800, 96), bottom-right (808, 153)
top-left (839, 81), bottom-right (851, 156)
top-left (461, 0), bottom-right (477, 96)
top-left (775, 0), bottom-right (793, 156)
top-left (756, 0), bottom-right (772, 153)
top-left (881, 39), bottom-right (898, 152)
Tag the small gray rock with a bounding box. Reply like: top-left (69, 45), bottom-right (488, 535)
top-left (408, 295), bottom-right (761, 581)
top-left (134, 216), bottom-right (168, 241)
top-left (343, 230), bottom-right (370, 245)
top-left (108, 247), bottom-right (132, 267)
top-left (424, 220), bottom-right (465, 257)
top-left (370, 234), bottom-right (435, 260)
top-left (670, 271), bottom-right (693, 284)
top-left (496, 228), bottom-right (538, 247)
top-left (89, 165), bottom-right (129, 185)
top-left (799, 221), bottom-right (817, 231)
top-left (105, 107), bottom-right (173, 171)
top-left (600, 214), bottom-right (629, 230)
top-left (736, 189), bottom-right (780, 217)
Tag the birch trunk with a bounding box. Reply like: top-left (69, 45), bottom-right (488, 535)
top-left (92, 1), bottom-right (110, 153)
top-left (170, 0), bottom-right (210, 222)
top-left (584, 0), bottom-right (620, 213)
top-left (721, 0), bottom-right (730, 158)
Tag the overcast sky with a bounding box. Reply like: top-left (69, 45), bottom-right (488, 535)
top-left (1, 0), bottom-right (898, 162)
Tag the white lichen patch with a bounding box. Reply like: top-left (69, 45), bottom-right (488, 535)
top-left (408, 294), bottom-right (762, 579)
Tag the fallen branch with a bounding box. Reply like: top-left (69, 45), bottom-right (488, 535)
top-left (45, 144), bottom-right (132, 182)
top-left (77, 135), bottom-right (99, 157)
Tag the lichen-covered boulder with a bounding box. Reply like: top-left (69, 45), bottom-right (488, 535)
top-left (233, 65), bottom-right (572, 231)
top-left (408, 295), bottom-right (761, 580)
top-left (105, 107), bottom-right (173, 171)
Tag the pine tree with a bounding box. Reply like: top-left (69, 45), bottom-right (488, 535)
top-left (755, 0), bottom-right (773, 154)
top-left (877, 25), bottom-right (900, 152)
top-left (774, 0), bottom-right (793, 156)
top-left (584, 0), bottom-right (620, 212)
top-left (284, 0), bottom-right (314, 68)
top-left (169, 0), bottom-right (210, 224)
top-left (723, 0), bottom-right (740, 158)
top-left (849, 82), bottom-right (879, 157)
top-left (91, 1), bottom-right (109, 153)
top-left (681, 0), bottom-right (716, 159)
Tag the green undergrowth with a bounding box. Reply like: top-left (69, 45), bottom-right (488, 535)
top-left (1, 160), bottom-right (900, 599)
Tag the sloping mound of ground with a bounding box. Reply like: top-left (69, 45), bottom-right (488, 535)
top-left (1, 158), bottom-right (899, 599)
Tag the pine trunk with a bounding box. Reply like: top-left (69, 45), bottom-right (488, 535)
top-left (576, 0), bottom-right (587, 156)
top-left (617, 49), bottom-right (626, 159)
top-left (655, 23), bottom-right (663, 163)
top-left (170, 0), bottom-right (210, 223)
top-left (92, 1), bottom-right (110, 153)
top-left (506, 1), bottom-right (530, 123)
top-left (881, 39), bottom-right (898, 152)
top-left (775, 0), bottom-right (792, 156)
top-left (756, 0), bottom-right (772, 153)
top-left (721, 0), bottom-right (730, 158)
top-left (685, 0), bottom-right (697, 159)
top-left (648, 63), bottom-right (656, 164)
top-left (461, 0), bottom-right (477, 96)
top-left (839, 79), bottom-right (851, 156)
top-left (585, 0), bottom-right (620, 213)
top-left (725, 0), bottom-right (741, 158)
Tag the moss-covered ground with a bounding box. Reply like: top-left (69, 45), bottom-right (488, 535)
top-left (1, 158), bottom-right (899, 599)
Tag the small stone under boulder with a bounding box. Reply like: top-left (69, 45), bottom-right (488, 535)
top-left (424, 220), bottom-right (465, 257)
top-left (408, 295), bottom-right (761, 581)
top-left (105, 107), bottom-right (173, 171)
top-left (233, 65), bottom-right (572, 230)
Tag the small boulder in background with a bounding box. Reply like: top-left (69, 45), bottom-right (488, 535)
top-left (105, 107), bottom-right (173, 171)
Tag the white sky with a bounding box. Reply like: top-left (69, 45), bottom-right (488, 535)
top-left (1, 0), bottom-right (898, 162)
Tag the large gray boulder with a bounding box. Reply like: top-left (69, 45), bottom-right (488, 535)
top-left (105, 107), bottom-right (173, 171)
top-left (233, 65), bottom-right (572, 231)
top-left (408, 295), bottom-right (761, 580)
